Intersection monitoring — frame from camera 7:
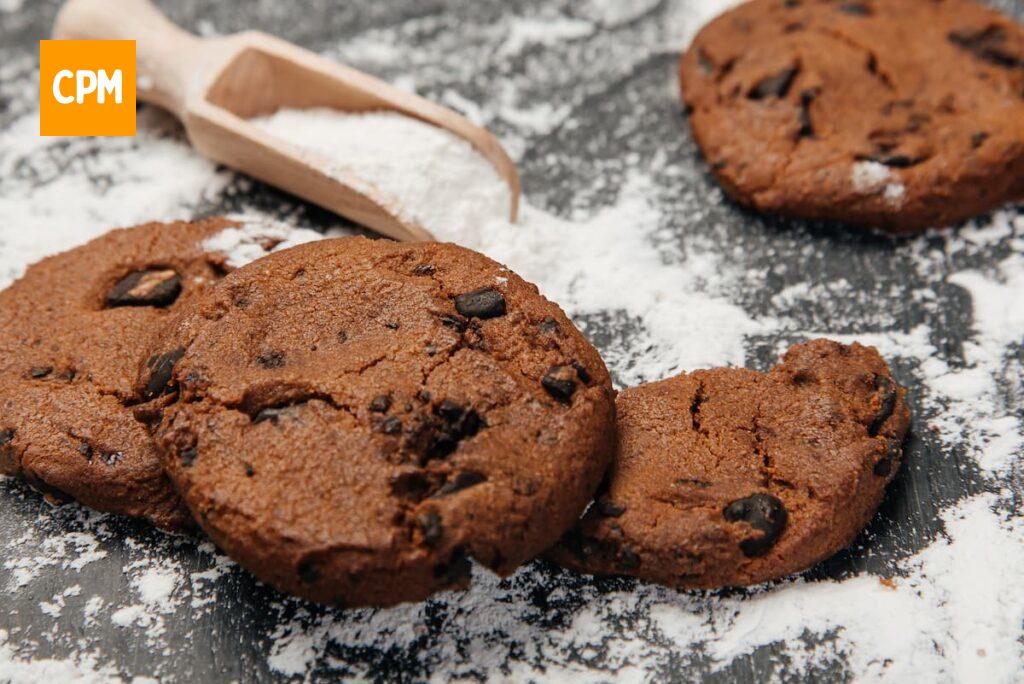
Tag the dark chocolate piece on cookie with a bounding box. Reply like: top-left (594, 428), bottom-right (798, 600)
top-left (747, 65), bottom-right (799, 100)
top-left (542, 365), bottom-right (578, 404)
top-left (106, 268), bottom-right (182, 308)
top-left (143, 347), bottom-right (186, 400)
top-left (548, 339), bottom-right (910, 589)
top-left (723, 493), bottom-right (788, 557)
top-left (454, 287), bottom-right (506, 319)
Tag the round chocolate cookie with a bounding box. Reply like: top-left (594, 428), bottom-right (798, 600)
top-left (0, 218), bottom-right (248, 530)
top-left (548, 339), bottom-right (910, 589)
top-left (679, 0), bottom-right (1024, 233)
top-left (140, 236), bottom-right (615, 606)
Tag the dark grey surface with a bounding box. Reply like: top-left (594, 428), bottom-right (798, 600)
top-left (1, 1), bottom-right (1022, 682)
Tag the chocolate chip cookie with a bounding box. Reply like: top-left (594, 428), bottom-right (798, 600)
top-left (0, 217), bottom-right (267, 530)
top-left (679, 0), bottom-right (1024, 233)
top-left (548, 339), bottom-right (910, 588)
top-left (141, 236), bottom-right (615, 606)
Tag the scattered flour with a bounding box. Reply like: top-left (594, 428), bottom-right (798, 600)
top-left (132, 566), bottom-right (178, 610)
top-left (578, 0), bottom-right (663, 27)
top-left (498, 14), bottom-right (595, 56)
top-left (1, 0), bottom-right (1022, 681)
top-left (851, 160), bottom-right (905, 207)
top-left (0, 631), bottom-right (122, 684)
top-left (204, 213), bottom-right (337, 268)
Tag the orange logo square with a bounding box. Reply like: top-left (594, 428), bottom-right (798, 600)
top-left (40, 40), bottom-right (136, 137)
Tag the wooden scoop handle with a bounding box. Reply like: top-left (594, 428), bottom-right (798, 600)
top-left (53, 0), bottom-right (202, 118)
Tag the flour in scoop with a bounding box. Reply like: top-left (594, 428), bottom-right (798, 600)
top-left (251, 109), bottom-right (511, 236)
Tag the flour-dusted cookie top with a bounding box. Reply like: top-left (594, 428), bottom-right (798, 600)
top-left (679, 0), bottom-right (1024, 233)
top-left (141, 236), bottom-right (615, 607)
top-left (549, 339), bottom-right (910, 589)
top-left (0, 218), bottom-right (317, 530)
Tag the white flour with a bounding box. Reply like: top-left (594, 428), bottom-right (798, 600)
top-left (1, 0), bottom-right (1023, 681)
top-left (851, 160), bottom-right (905, 208)
top-left (251, 108), bottom-right (512, 241)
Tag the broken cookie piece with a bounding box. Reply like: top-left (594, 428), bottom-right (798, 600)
top-left (548, 339), bottom-right (910, 589)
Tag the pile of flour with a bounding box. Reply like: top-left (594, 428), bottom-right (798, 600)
top-left (1, 0), bottom-right (1022, 681)
top-left (251, 109), bottom-right (513, 241)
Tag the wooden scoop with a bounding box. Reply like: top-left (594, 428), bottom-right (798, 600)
top-left (53, 0), bottom-right (521, 242)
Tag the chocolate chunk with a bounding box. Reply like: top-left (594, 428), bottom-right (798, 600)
top-left (417, 508), bottom-right (443, 546)
top-left (436, 471), bottom-right (487, 496)
top-left (106, 269), bottom-right (181, 308)
top-left (424, 402), bottom-right (483, 460)
top-left (839, 3), bottom-right (872, 16)
top-left (426, 433), bottom-right (458, 460)
top-left (244, 463), bottom-right (255, 477)
top-left (29, 366), bottom-right (53, 379)
top-left (385, 321), bottom-right (400, 330)
top-left (723, 493), bottom-right (788, 557)
top-left (797, 88), bottom-right (818, 139)
top-left (297, 560), bottom-right (321, 584)
top-left (380, 416), bottom-right (403, 435)
top-left (390, 470), bottom-right (432, 500)
top-left (257, 350), bottom-right (285, 369)
top-left (457, 408), bottom-right (482, 436)
top-left (868, 375), bottom-right (898, 436)
top-left (180, 447), bottom-right (197, 467)
top-left (971, 131), bottom-right (990, 148)
top-left (454, 288), bottom-right (506, 319)
top-left (748, 66), bottom-right (799, 100)
top-left (143, 347), bottom-right (185, 400)
top-left (369, 395), bottom-right (392, 413)
top-left (437, 399), bottom-right (464, 422)
top-left (874, 154), bottom-right (916, 168)
top-left (542, 366), bottom-right (577, 404)
top-left (439, 401), bottom-right (482, 437)
top-left (949, 26), bottom-right (1023, 69)
top-left (595, 499), bottom-right (626, 517)
top-left (0, 428), bottom-right (13, 446)
top-left (572, 361), bottom-right (592, 385)
top-left (412, 264), bottom-right (436, 276)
